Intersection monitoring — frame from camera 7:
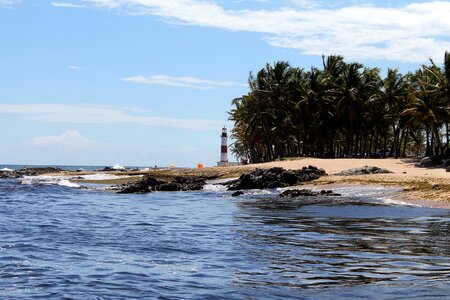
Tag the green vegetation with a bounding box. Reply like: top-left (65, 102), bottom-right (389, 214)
top-left (229, 53), bottom-right (450, 163)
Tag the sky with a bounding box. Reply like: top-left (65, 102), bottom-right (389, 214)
top-left (1, 0), bottom-right (450, 167)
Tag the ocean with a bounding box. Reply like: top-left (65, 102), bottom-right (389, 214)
top-left (1, 168), bottom-right (450, 299)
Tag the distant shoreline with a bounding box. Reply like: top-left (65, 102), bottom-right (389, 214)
top-left (15, 157), bottom-right (450, 209)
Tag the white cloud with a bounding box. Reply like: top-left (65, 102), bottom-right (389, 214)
top-left (121, 75), bottom-right (245, 89)
top-left (51, 2), bottom-right (86, 8)
top-left (32, 130), bottom-right (95, 148)
top-left (0, 103), bottom-right (225, 130)
top-left (0, 0), bottom-right (21, 7)
top-left (69, 0), bottom-right (450, 62)
top-left (68, 65), bottom-right (83, 70)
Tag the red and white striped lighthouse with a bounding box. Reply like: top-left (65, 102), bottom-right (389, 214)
top-left (220, 126), bottom-right (228, 164)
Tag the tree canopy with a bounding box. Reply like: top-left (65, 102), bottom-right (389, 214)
top-left (229, 54), bottom-right (450, 163)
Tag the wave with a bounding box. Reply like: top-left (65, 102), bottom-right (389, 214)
top-left (19, 173), bottom-right (134, 189)
top-left (377, 197), bottom-right (421, 207)
top-left (79, 174), bottom-right (135, 180)
top-left (21, 176), bottom-right (80, 188)
top-left (1, 167), bottom-right (13, 172)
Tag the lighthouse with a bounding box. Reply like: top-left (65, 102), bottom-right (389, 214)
top-left (218, 126), bottom-right (228, 166)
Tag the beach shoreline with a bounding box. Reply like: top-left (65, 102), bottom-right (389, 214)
top-left (245, 158), bottom-right (450, 208)
top-left (45, 157), bottom-right (450, 209)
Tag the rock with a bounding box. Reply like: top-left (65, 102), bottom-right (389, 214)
top-left (231, 191), bottom-right (244, 197)
top-left (419, 156), bottom-right (443, 168)
top-left (0, 167), bottom-right (64, 179)
top-left (419, 157), bottom-right (434, 168)
top-left (279, 189), bottom-right (341, 198)
top-left (225, 166), bottom-right (327, 190)
top-left (266, 181), bottom-right (286, 189)
top-left (279, 170), bottom-right (298, 185)
top-left (155, 182), bottom-right (182, 191)
top-left (446, 166), bottom-right (450, 172)
top-left (336, 166), bottom-right (392, 176)
top-left (443, 159), bottom-right (450, 168)
top-left (117, 176), bottom-right (206, 194)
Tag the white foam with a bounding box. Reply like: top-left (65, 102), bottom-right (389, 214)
top-left (203, 184), bottom-right (228, 192)
top-left (58, 179), bottom-right (80, 188)
top-left (20, 173), bottom-right (135, 189)
top-left (377, 197), bottom-right (421, 207)
top-left (250, 190), bottom-right (273, 195)
top-left (21, 175), bottom-right (82, 188)
top-left (0, 167), bottom-right (13, 172)
top-left (112, 164), bottom-right (125, 170)
top-left (80, 173), bottom-right (133, 180)
top-left (203, 178), bottom-right (232, 192)
top-left (21, 175), bottom-right (74, 187)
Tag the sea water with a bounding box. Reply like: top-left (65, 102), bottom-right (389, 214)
top-left (0, 174), bottom-right (450, 299)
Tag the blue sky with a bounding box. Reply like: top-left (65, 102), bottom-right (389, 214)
top-left (1, 0), bottom-right (449, 167)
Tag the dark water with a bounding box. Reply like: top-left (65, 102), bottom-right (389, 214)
top-left (1, 178), bottom-right (450, 299)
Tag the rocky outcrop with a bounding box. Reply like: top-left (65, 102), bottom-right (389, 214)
top-left (419, 157), bottom-right (435, 168)
top-left (231, 191), bottom-right (244, 197)
top-left (279, 189), bottom-right (341, 198)
top-left (418, 156), bottom-right (449, 168)
top-left (224, 166), bottom-right (326, 190)
top-left (0, 167), bottom-right (63, 179)
top-left (335, 166), bottom-right (392, 176)
top-left (443, 159), bottom-right (450, 168)
top-left (117, 176), bottom-right (206, 194)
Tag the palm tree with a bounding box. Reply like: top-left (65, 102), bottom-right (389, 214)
top-left (368, 68), bottom-right (408, 157)
top-left (331, 62), bottom-right (365, 155)
top-left (423, 52), bottom-right (450, 156)
top-left (229, 51), bottom-right (450, 163)
top-left (404, 66), bottom-right (448, 157)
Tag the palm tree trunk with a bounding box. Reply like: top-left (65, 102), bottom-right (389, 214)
top-left (433, 124), bottom-right (443, 157)
top-left (402, 130), bottom-right (409, 157)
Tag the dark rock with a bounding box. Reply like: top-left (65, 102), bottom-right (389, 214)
top-left (279, 170), bottom-right (298, 185)
top-left (231, 191), bottom-right (244, 197)
top-left (419, 157), bottom-right (434, 168)
top-left (446, 166), bottom-right (450, 172)
top-left (336, 166), bottom-right (392, 176)
top-left (117, 176), bottom-right (206, 194)
top-left (279, 189), bottom-right (341, 198)
top-left (0, 167), bottom-right (64, 179)
top-left (266, 181), bottom-right (286, 189)
top-left (155, 182), bottom-right (181, 191)
top-left (443, 160), bottom-right (450, 168)
top-left (225, 166), bottom-right (327, 190)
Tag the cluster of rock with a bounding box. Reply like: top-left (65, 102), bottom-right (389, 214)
top-left (279, 189), bottom-right (341, 198)
top-left (224, 166), bottom-right (326, 190)
top-left (0, 167), bottom-right (63, 179)
top-left (419, 156), bottom-right (450, 172)
top-left (335, 166), bottom-right (392, 176)
top-left (117, 176), bottom-right (206, 194)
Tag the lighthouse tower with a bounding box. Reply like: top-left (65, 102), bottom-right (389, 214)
top-left (218, 126), bottom-right (228, 166)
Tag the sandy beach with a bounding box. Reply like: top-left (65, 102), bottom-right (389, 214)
top-left (58, 157), bottom-right (449, 209)
top-left (222, 158), bottom-right (450, 209)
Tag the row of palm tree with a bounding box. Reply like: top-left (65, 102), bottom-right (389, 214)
top-left (229, 53), bottom-right (450, 163)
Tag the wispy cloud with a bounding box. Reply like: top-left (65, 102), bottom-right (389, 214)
top-left (121, 75), bottom-right (245, 90)
top-left (32, 130), bottom-right (95, 148)
top-left (67, 0), bottom-right (450, 62)
top-left (0, 0), bottom-right (21, 7)
top-left (68, 65), bottom-right (83, 70)
top-left (0, 103), bottom-right (224, 130)
top-left (51, 2), bottom-right (86, 8)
